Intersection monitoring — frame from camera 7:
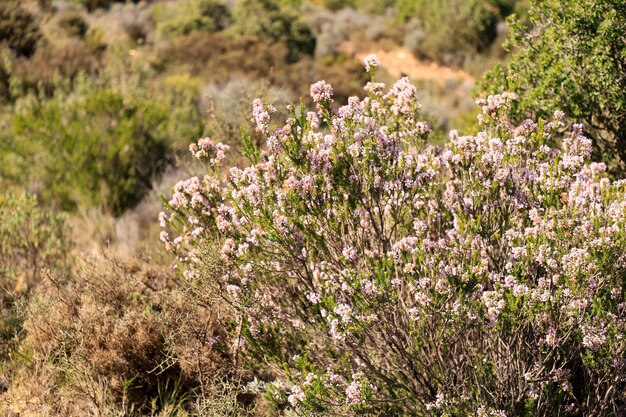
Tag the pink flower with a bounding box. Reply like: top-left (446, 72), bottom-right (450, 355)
top-left (363, 54), bottom-right (381, 72)
top-left (189, 137), bottom-right (229, 166)
top-left (310, 80), bottom-right (333, 103)
top-left (288, 385), bottom-right (306, 407)
top-left (342, 246), bottom-right (357, 261)
top-left (252, 98), bottom-right (275, 133)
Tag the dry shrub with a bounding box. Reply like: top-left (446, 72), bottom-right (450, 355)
top-left (200, 76), bottom-right (294, 161)
top-left (122, 19), bottom-right (149, 44)
top-left (66, 165), bottom-right (204, 262)
top-left (159, 31), bottom-right (367, 105)
top-left (291, 55), bottom-right (368, 103)
top-left (57, 11), bottom-right (89, 38)
top-left (1, 253), bottom-right (237, 416)
top-left (0, 191), bottom-right (69, 383)
top-left (0, 0), bottom-right (41, 58)
top-left (14, 40), bottom-right (102, 92)
top-left (307, 6), bottom-right (403, 58)
top-left (158, 32), bottom-right (288, 82)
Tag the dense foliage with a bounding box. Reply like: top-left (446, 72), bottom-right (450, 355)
top-left (152, 0), bottom-right (232, 39)
top-left (401, 0), bottom-right (500, 65)
top-left (231, 0), bottom-right (316, 62)
top-left (481, 0), bottom-right (626, 172)
top-left (1, 71), bottom-right (202, 214)
top-left (164, 60), bottom-right (626, 416)
top-left (0, 1), bottom-right (41, 57)
top-left (0, 191), bottom-right (68, 296)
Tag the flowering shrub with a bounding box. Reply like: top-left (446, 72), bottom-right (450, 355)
top-left (162, 57), bottom-right (626, 416)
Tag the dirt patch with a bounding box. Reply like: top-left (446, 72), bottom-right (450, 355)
top-left (346, 44), bottom-right (473, 85)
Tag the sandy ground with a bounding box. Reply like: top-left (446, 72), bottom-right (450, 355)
top-left (353, 47), bottom-right (474, 85)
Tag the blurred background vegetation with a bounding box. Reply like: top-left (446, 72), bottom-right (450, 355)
top-left (0, 0), bottom-right (535, 415)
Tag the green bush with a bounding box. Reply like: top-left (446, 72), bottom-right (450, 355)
top-left (402, 0), bottom-right (499, 66)
top-left (479, 0), bottom-right (626, 173)
top-left (152, 0), bottom-right (232, 40)
top-left (2, 70), bottom-right (203, 215)
top-left (231, 0), bottom-right (316, 62)
top-left (0, 191), bottom-right (68, 297)
top-left (0, 0), bottom-right (41, 58)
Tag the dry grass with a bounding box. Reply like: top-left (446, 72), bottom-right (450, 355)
top-left (0, 251), bottom-right (250, 416)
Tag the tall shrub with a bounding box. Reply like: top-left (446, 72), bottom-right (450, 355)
top-left (0, 191), bottom-right (68, 296)
top-left (0, 191), bottom-right (68, 364)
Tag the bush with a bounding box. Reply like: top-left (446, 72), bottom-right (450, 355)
top-left (200, 77), bottom-right (294, 160)
top-left (0, 191), bottom-right (68, 371)
top-left (14, 40), bottom-right (102, 93)
top-left (0, 192), bottom-right (69, 295)
top-left (230, 0), bottom-right (316, 63)
top-left (0, 0), bottom-right (41, 58)
top-left (163, 60), bottom-right (626, 415)
top-left (479, 0), bottom-right (626, 174)
top-left (1, 255), bottom-right (234, 415)
top-left (0, 50), bottom-right (13, 103)
top-left (152, 0), bottom-right (232, 40)
top-left (58, 12), bottom-right (89, 38)
top-left (402, 0), bottom-right (499, 66)
top-left (72, 0), bottom-right (130, 12)
top-left (37, 0), bottom-right (53, 12)
top-left (122, 19), bottom-right (150, 44)
top-left (2, 69), bottom-right (203, 215)
top-left (158, 31), bottom-right (288, 79)
top-left (307, 7), bottom-right (396, 58)
top-left (158, 31), bottom-right (366, 105)
top-left (284, 54), bottom-right (367, 105)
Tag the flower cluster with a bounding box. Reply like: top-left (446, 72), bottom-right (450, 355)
top-left (310, 80), bottom-right (333, 104)
top-left (162, 61), bottom-right (626, 415)
top-left (252, 98), bottom-right (276, 134)
top-left (188, 137), bottom-right (229, 166)
top-left (363, 53), bottom-right (381, 73)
